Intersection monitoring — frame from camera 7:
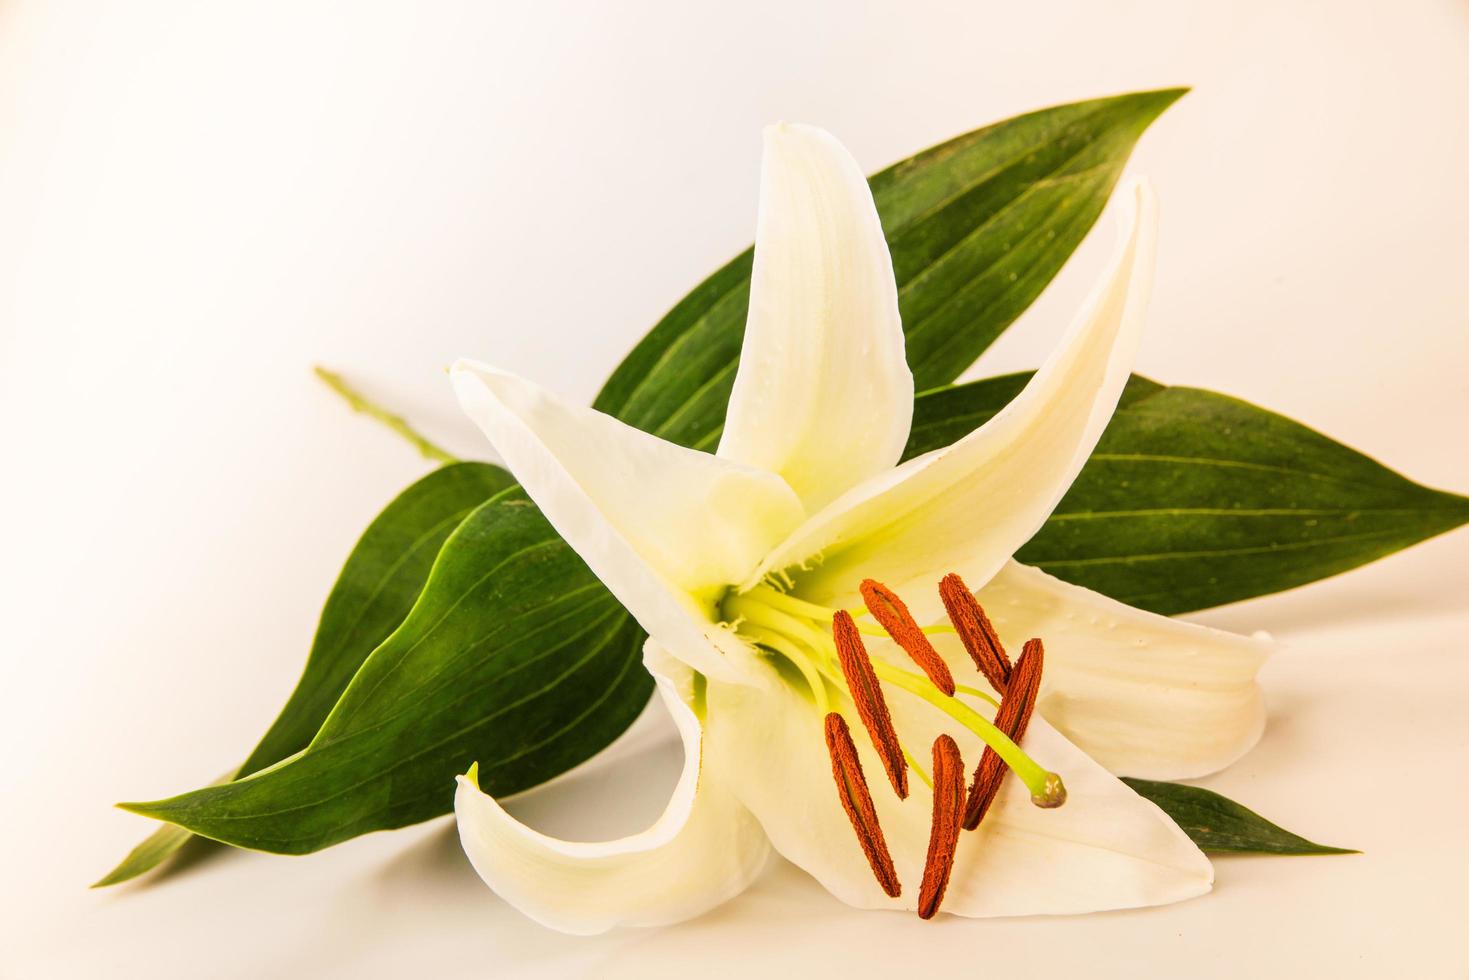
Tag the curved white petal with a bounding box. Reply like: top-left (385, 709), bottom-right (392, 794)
top-left (705, 645), bottom-right (1212, 918)
top-left (933, 710), bottom-right (1213, 917)
top-left (965, 561), bottom-right (1269, 779)
top-left (455, 647), bottom-right (770, 935)
top-left (717, 123), bottom-right (913, 513)
top-left (453, 360), bottom-right (804, 679)
top-left (704, 659), bottom-right (890, 908)
top-left (749, 180), bottom-right (1158, 621)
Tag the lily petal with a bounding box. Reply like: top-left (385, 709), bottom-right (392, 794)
top-left (925, 709), bottom-right (1215, 917)
top-left (704, 660), bottom-right (896, 909)
top-left (455, 646), bottom-right (770, 935)
top-left (717, 123), bottom-right (913, 513)
top-left (705, 650), bottom-right (1212, 916)
top-left (965, 561), bottom-right (1269, 780)
top-left (749, 180), bottom-right (1157, 621)
top-left (453, 360), bottom-right (805, 679)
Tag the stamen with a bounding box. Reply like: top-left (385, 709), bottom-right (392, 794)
top-left (962, 638), bottom-right (1060, 831)
top-left (824, 712), bottom-right (901, 898)
top-left (939, 573), bottom-right (1013, 693)
top-left (832, 611), bottom-right (909, 799)
top-left (860, 579), bottom-right (956, 696)
top-left (788, 613), bottom-right (1057, 806)
top-left (918, 734), bottom-right (965, 920)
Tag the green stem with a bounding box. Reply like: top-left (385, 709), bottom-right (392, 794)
top-left (313, 366), bottom-right (458, 464)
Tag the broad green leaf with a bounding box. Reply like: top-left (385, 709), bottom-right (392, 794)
top-left (906, 374), bottom-right (1469, 614)
top-left (595, 89), bottom-right (1185, 450)
top-left (120, 489), bottom-right (651, 854)
top-left (99, 462), bottom-right (513, 883)
top-left (1124, 778), bottom-right (1354, 855)
top-left (242, 462), bottom-right (518, 772)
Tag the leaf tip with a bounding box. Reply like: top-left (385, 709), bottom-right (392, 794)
top-left (1443, 489), bottom-right (1469, 516)
top-left (1132, 85), bottom-right (1190, 120)
top-left (115, 799), bottom-right (165, 820)
top-left (89, 862), bottom-right (146, 889)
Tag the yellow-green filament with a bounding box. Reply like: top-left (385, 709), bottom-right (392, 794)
top-left (740, 624), bottom-right (830, 714)
top-left (954, 682), bottom-right (1000, 708)
top-left (722, 590), bottom-right (1060, 805)
top-left (903, 747), bottom-right (934, 790)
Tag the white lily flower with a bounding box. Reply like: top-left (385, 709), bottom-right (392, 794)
top-left (449, 124), bottom-right (1268, 934)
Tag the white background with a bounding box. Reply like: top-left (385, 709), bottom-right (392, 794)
top-left (3, 2), bottom-right (1468, 977)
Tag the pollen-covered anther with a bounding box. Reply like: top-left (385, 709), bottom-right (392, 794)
top-left (963, 637), bottom-right (1046, 831)
top-left (824, 712), bottom-right (902, 898)
top-left (938, 573), bottom-right (1012, 693)
top-left (860, 579), bottom-right (956, 696)
top-left (917, 733), bottom-right (966, 920)
top-left (832, 610), bottom-right (909, 798)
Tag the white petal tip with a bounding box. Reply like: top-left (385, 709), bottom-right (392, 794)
top-left (761, 122), bottom-right (851, 160)
top-left (763, 120), bottom-right (822, 140)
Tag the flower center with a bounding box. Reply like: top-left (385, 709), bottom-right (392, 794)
top-left (718, 574), bottom-right (1066, 920)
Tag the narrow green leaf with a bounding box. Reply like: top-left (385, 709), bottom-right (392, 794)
top-left (93, 816), bottom-right (201, 888)
top-left (119, 489), bottom-right (652, 854)
top-left (1124, 778), bottom-right (1354, 855)
top-left (595, 89), bottom-right (1185, 450)
top-left (906, 374), bottom-right (1469, 613)
top-left (99, 462), bottom-right (513, 883)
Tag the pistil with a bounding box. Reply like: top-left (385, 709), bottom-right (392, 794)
top-left (962, 638), bottom-right (1059, 829)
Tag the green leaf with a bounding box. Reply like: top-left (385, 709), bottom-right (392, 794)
top-left (99, 462), bottom-right (514, 883)
top-left (93, 811), bottom-right (204, 888)
top-left (119, 488), bottom-right (651, 854)
top-left (1124, 778), bottom-right (1355, 855)
top-left (595, 88), bottom-right (1185, 450)
top-left (242, 462), bottom-right (518, 773)
top-left (906, 374), bottom-right (1469, 613)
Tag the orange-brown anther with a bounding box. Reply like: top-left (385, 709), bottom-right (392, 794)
top-left (961, 638), bottom-right (1044, 830)
top-left (918, 734), bottom-right (966, 920)
top-left (939, 573), bottom-right (1013, 693)
top-left (832, 610), bottom-right (909, 799)
top-left (824, 712), bottom-right (902, 898)
top-left (860, 579), bottom-right (956, 697)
